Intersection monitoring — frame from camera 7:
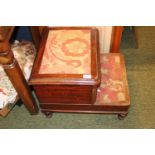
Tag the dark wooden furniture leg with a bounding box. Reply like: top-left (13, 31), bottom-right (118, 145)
top-left (0, 41), bottom-right (39, 114)
top-left (132, 26), bottom-right (139, 48)
top-left (110, 26), bottom-right (123, 53)
top-left (29, 26), bottom-right (41, 49)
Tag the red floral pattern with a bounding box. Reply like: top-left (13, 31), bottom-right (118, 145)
top-left (96, 54), bottom-right (129, 105)
top-left (39, 30), bottom-right (91, 74)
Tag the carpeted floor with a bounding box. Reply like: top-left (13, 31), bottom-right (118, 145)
top-left (1, 26), bottom-right (155, 129)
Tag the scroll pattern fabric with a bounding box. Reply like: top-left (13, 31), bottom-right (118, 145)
top-left (96, 54), bottom-right (127, 105)
top-left (39, 30), bottom-right (91, 75)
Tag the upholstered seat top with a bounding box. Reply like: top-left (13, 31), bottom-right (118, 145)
top-left (39, 29), bottom-right (91, 75)
top-left (96, 53), bottom-right (130, 105)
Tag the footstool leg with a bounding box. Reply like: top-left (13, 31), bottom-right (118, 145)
top-left (118, 113), bottom-right (128, 120)
top-left (42, 111), bottom-right (53, 118)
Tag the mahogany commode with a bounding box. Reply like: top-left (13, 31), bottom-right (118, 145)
top-left (30, 27), bottom-right (101, 116)
top-left (30, 27), bottom-right (130, 119)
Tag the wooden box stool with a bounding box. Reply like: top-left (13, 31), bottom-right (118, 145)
top-left (30, 27), bottom-right (101, 117)
top-left (30, 27), bottom-right (130, 119)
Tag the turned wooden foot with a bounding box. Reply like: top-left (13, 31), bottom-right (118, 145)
top-left (118, 113), bottom-right (128, 120)
top-left (42, 111), bottom-right (53, 118)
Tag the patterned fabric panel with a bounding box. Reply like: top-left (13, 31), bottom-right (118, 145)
top-left (39, 30), bottom-right (91, 75)
top-left (0, 41), bottom-right (36, 109)
top-left (96, 54), bottom-right (129, 105)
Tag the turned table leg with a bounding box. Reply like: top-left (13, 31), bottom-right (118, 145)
top-left (29, 26), bottom-right (41, 49)
top-left (0, 41), bottom-right (39, 114)
top-left (111, 26), bottom-right (123, 53)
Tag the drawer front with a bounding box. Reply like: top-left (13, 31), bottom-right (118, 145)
top-left (34, 85), bottom-right (95, 104)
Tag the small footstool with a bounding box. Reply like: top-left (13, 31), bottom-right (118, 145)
top-left (30, 26), bottom-right (130, 119)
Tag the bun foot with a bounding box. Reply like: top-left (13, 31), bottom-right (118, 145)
top-left (118, 113), bottom-right (128, 120)
top-left (42, 111), bottom-right (53, 118)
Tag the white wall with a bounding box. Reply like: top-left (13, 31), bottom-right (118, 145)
top-left (96, 26), bottom-right (113, 53)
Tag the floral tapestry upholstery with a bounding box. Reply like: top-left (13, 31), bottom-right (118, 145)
top-left (96, 53), bottom-right (130, 105)
top-left (39, 29), bottom-right (91, 75)
top-left (0, 41), bottom-right (36, 109)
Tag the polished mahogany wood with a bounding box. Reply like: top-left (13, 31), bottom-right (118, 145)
top-left (0, 26), bottom-right (15, 41)
top-left (110, 26), bottom-right (123, 53)
top-left (29, 26), bottom-right (41, 49)
top-left (38, 26), bottom-right (47, 35)
top-left (39, 53), bottom-right (130, 119)
top-left (29, 26), bottom-right (129, 119)
top-left (34, 85), bottom-right (94, 104)
top-left (40, 103), bottom-right (129, 114)
top-left (30, 27), bottom-right (101, 110)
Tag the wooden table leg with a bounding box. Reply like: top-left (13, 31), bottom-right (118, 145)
top-left (111, 26), bottom-right (123, 53)
top-left (0, 41), bottom-right (39, 114)
top-left (29, 26), bottom-right (41, 49)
